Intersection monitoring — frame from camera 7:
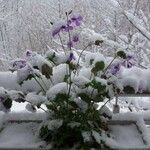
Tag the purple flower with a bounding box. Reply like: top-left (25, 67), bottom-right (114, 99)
top-left (67, 20), bottom-right (72, 25)
top-left (72, 35), bottom-right (79, 42)
top-left (64, 25), bottom-right (73, 32)
top-left (71, 15), bottom-right (83, 26)
top-left (52, 27), bottom-right (61, 37)
top-left (26, 50), bottom-right (32, 57)
top-left (122, 54), bottom-right (137, 68)
top-left (138, 87), bottom-right (144, 94)
top-left (12, 59), bottom-right (27, 70)
top-left (67, 41), bottom-right (73, 49)
top-left (127, 55), bottom-right (134, 60)
top-left (110, 63), bottom-right (121, 75)
top-left (0, 97), bottom-right (4, 102)
top-left (67, 52), bottom-right (76, 62)
top-left (51, 15), bottom-right (83, 37)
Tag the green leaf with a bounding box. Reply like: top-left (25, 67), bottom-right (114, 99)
top-left (91, 61), bottom-right (105, 74)
top-left (41, 63), bottom-right (53, 79)
top-left (69, 63), bottom-right (77, 70)
top-left (3, 97), bottom-right (12, 109)
top-left (39, 125), bottom-right (52, 141)
top-left (68, 101), bottom-right (79, 109)
top-left (46, 103), bottom-right (56, 111)
top-left (90, 79), bottom-right (106, 93)
top-left (78, 93), bottom-right (91, 104)
top-left (95, 40), bottom-right (103, 46)
top-left (117, 51), bottom-right (126, 59)
top-left (54, 93), bottom-right (69, 103)
top-left (123, 86), bottom-right (135, 94)
top-left (64, 75), bottom-right (70, 83)
top-left (93, 95), bottom-right (104, 102)
top-left (90, 59), bottom-right (94, 65)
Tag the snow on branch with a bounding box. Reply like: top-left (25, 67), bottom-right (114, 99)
top-left (124, 11), bottom-right (150, 41)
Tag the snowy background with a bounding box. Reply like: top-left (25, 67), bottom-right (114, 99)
top-left (0, 0), bottom-right (149, 70)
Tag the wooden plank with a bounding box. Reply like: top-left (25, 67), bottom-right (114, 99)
top-left (108, 119), bottom-right (148, 145)
top-left (108, 120), bottom-right (136, 125)
top-left (117, 93), bottom-right (150, 97)
top-left (0, 148), bottom-right (49, 150)
top-left (7, 120), bottom-right (43, 123)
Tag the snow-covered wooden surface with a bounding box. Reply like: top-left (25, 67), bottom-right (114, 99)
top-left (1, 112), bottom-right (150, 149)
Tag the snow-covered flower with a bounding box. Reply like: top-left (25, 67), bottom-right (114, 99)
top-left (72, 35), bottom-right (79, 42)
top-left (25, 50), bottom-right (32, 57)
top-left (67, 52), bottom-right (76, 62)
top-left (12, 59), bottom-right (27, 70)
top-left (110, 63), bottom-right (121, 75)
top-left (67, 41), bottom-right (73, 49)
top-left (0, 96), bottom-right (4, 102)
top-left (71, 15), bottom-right (83, 26)
top-left (122, 54), bottom-right (137, 68)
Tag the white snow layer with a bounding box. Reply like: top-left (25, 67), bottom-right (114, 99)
top-left (0, 122), bottom-right (45, 148)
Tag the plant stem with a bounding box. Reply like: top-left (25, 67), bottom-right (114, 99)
top-left (33, 76), bottom-right (46, 94)
top-left (58, 33), bottom-right (67, 55)
top-left (102, 55), bottom-right (117, 76)
top-left (66, 13), bottom-right (72, 51)
top-left (99, 99), bottom-right (110, 113)
top-left (77, 42), bottom-right (93, 67)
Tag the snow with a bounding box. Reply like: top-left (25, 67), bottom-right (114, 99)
top-left (84, 51), bottom-right (106, 67)
top-left (81, 28), bottom-right (126, 50)
top-left (0, 71), bottom-right (42, 93)
top-left (73, 75), bottom-right (90, 88)
top-left (26, 92), bottom-right (47, 106)
top-left (124, 11), bottom-right (150, 41)
top-left (47, 119), bottom-right (63, 130)
top-left (116, 66), bottom-right (150, 93)
top-left (0, 122), bottom-right (45, 148)
top-left (52, 64), bottom-right (69, 84)
top-left (82, 131), bottom-right (91, 142)
top-left (108, 124), bottom-right (146, 149)
top-left (46, 82), bottom-right (68, 100)
top-left (78, 67), bottom-right (91, 79)
top-left (0, 112), bottom-right (47, 123)
top-left (92, 130), bottom-right (102, 144)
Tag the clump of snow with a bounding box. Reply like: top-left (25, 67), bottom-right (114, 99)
top-left (82, 131), bottom-right (91, 142)
top-left (84, 52), bottom-right (106, 67)
top-left (73, 98), bottom-right (88, 112)
top-left (68, 121), bottom-right (81, 128)
top-left (48, 119), bottom-right (63, 130)
top-left (25, 104), bottom-right (37, 113)
top-left (52, 64), bottom-right (69, 84)
top-left (78, 67), bottom-right (92, 79)
top-left (73, 75), bottom-right (90, 88)
top-left (116, 66), bottom-right (150, 93)
top-left (99, 105), bottom-right (113, 119)
top-left (46, 82), bottom-right (68, 100)
top-left (92, 130), bottom-right (102, 144)
top-left (26, 92), bottom-right (47, 106)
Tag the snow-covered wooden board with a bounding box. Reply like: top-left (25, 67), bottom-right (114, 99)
top-left (0, 148), bottom-right (49, 150)
top-left (108, 119), bottom-right (150, 149)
